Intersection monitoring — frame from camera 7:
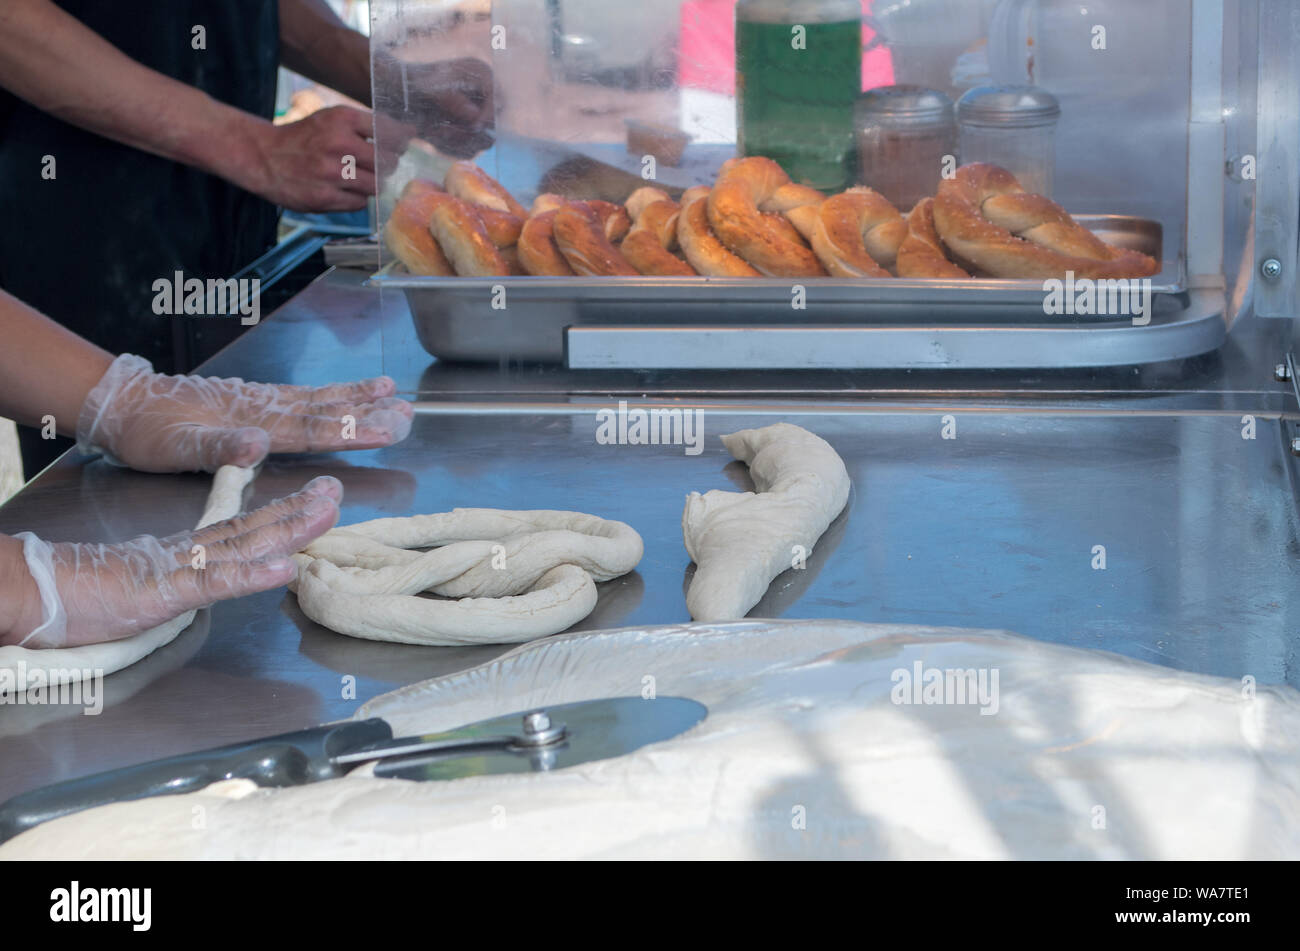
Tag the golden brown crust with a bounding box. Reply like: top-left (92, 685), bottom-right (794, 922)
top-left (585, 200), bottom-right (632, 243)
top-left (707, 157), bottom-right (827, 277)
top-left (474, 206), bottom-right (524, 248)
top-left (896, 198), bottom-right (971, 279)
top-left (498, 245), bottom-right (528, 276)
top-left (428, 193), bottom-right (511, 277)
top-left (933, 163), bottom-right (1159, 279)
top-left (444, 161), bottom-right (528, 218)
top-left (677, 193), bottom-right (761, 277)
top-left (553, 202), bottom-right (640, 276)
top-left (810, 188), bottom-right (906, 278)
top-left (531, 193), bottom-right (568, 215)
top-left (760, 183), bottom-right (825, 215)
top-left (517, 209), bottom-right (576, 276)
top-left (383, 179), bottom-right (454, 276)
top-left (624, 186), bottom-right (672, 222)
top-left (622, 199), bottom-right (697, 276)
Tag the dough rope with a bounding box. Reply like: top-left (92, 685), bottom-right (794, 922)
top-left (683, 424), bottom-right (850, 621)
top-left (0, 465), bottom-right (256, 687)
top-left (933, 162), bottom-right (1159, 279)
top-left (290, 509), bottom-right (644, 646)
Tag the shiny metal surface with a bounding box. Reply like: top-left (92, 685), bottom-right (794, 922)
top-left (371, 697), bottom-right (708, 782)
top-left (1254, 0), bottom-right (1300, 318)
top-left (564, 291), bottom-right (1224, 369)
top-left (0, 268), bottom-right (1297, 806)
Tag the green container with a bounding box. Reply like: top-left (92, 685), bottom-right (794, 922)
top-left (736, 0), bottom-right (862, 191)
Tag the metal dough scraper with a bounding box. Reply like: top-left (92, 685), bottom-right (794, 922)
top-left (0, 696), bottom-right (706, 844)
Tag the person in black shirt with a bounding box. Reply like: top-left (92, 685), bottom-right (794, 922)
top-left (0, 0), bottom-right (491, 473)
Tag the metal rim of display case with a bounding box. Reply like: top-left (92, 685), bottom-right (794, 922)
top-left (563, 291), bottom-right (1225, 370)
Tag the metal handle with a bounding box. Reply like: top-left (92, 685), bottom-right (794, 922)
top-left (0, 719), bottom-right (392, 845)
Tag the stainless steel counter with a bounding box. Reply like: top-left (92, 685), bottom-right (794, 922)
top-left (1, 268), bottom-right (1297, 804)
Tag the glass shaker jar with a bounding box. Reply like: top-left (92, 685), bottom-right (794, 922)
top-left (855, 85), bottom-right (957, 211)
top-left (736, 0), bottom-right (863, 192)
top-left (956, 85), bottom-right (1061, 196)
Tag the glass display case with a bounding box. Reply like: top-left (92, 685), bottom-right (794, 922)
top-left (366, 2), bottom-right (1294, 401)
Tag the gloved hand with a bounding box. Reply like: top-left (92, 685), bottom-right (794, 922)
top-left (76, 354), bottom-right (413, 473)
top-left (7, 476), bottom-right (343, 649)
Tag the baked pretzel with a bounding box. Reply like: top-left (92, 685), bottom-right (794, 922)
top-left (474, 206), bottom-right (524, 248)
top-left (498, 245), bottom-right (528, 276)
top-left (933, 163), bottom-right (1159, 279)
top-left (896, 198), bottom-right (970, 279)
top-left (586, 200), bottom-right (632, 243)
top-left (761, 183), bottom-right (824, 242)
top-left (517, 209), bottom-right (575, 276)
top-left (383, 179), bottom-right (454, 276)
top-left (429, 193), bottom-right (510, 277)
top-left (677, 190), bottom-right (761, 277)
top-left (531, 192), bottom-right (568, 215)
top-left (625, 186), bottom-right (672, 222)
top-left (707, 157), bottom-right (826, 277)
top-left (553, 201), bottom-right (639, 276)
top-left (444, 160), bottom-right (528, 218)
top-left (810, 187), bottom-right (906, 278)
top-left (622, 199), bottom-right (697, 276)
top-left (681, 185), bottom-right (710, 205)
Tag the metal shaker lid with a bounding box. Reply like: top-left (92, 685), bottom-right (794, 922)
top-left (857, 85), bottom-right (955, 129)
top-left (957, 85), bottom-right (1061, 127)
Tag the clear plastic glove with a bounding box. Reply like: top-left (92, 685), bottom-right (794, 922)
top-left (8, 476), bottom-right (343, 649)
top-left (77, 354), bottom-right (414, 473)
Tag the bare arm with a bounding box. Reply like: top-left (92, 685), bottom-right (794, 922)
top-left (0, 0), bottom-right (375, 211)
top-left (0, 0), bottom-right (269, 192)
top-left (0, 288), bottom-right (112, 437)
top-left (0, 288), bottom-right (114, 643)
top-left (279, 0), bottom-right (372, 105)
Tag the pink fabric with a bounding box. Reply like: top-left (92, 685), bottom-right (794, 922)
top-left (678, 0), bottom-right (896, 95)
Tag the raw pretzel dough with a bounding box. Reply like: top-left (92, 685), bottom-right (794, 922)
top-left (290, 509), bottom-right (643, 646)
top-left (683, 423), bottom-right (850, 620)
top-left (8, 619), bottom-right (1298, 860)
top-left (0, 465), bottom-right (255, 687)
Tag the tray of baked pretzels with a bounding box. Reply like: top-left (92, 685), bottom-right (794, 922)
top-left (372, 155), bottom-right (1213, 368)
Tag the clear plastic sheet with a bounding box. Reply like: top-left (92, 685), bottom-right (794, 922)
top-left (369, 1), bottom-right (1268, 387)
top-left (6, 620), bottom-right (1296, 858)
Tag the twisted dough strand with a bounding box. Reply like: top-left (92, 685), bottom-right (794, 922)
top-left (290, 509), bottom-right (644, 646)
top-left (678, 191), bottom-right (761, 277)
top-left (810, 187), bottom-right (906, 278)
top-left (896, 197), bottom-right (970, 279)
top-left (621, 193), bottom-right (697, 276)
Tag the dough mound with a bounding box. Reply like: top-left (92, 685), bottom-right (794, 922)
top-left (6, 619), bottom-right (1297, 860)
top-left (290, 509), bottom-right (643, 646)
top-left (0, 465), bottom-right (254, 686)
top-left (683, 423), bottom-right (850, 620)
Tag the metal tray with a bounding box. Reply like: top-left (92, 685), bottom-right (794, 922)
top-left (372, 215), bottom-right (1220, 368)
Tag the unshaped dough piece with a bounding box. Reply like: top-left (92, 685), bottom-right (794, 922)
top-left (683, 423), bottom-right (849, 620)
top-left (290, 509), bottom-right (643, 646)
top-left (0, 465), bottom-right (255, 687)
top-left (7, 619), bottom-right (1299, 860)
